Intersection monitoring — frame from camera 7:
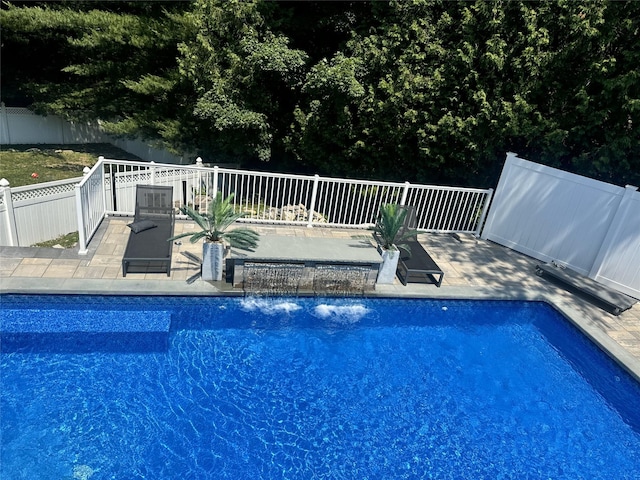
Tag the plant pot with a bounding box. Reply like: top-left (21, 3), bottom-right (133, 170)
top-left (377, 245), bottom-right (400, 284)
top-left (202, 242), bottom-right (225, 281)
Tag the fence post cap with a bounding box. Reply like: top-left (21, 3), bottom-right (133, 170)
top-left (0, 178), bottom-right (9, 187)
top-left (82, 167), bottom-right (91, 175)
top-left (98, 156), bottom-right (104, 161)
top-left (196, 157), bottom-right (203, 165)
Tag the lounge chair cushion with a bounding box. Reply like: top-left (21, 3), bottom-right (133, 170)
top-left (127, 219), bottom-right (157, 234)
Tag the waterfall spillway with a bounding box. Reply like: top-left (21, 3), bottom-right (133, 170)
top-left (242, 262), bottom-right (372, 296)
top-left (312, 264), bottom-right (370, 296)
top-left (243, 263), bottom-right (305, 296)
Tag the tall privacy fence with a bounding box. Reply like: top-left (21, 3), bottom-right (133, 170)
top-left (482, 153), bottom-right (640, 298)
top-left (0, 157), bottom-right (494, 252)
top-left (0, 104), bottom-right (192, 164)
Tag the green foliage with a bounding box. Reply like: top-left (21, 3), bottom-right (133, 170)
top-left (1, 1), bottom-right (194, 152)
top-left (33, 231), bottom-right (79, 249)
top-left (2, 0), bottom-right (638, 187)
top-left (289, 0), bottom-right (639, 187)
top-left (286, 53), bottom-right (365, 174)
top-left (168, 193), bottom-right (259, 250)
top-left (178, 0), bottom-right (308, 161)
top-left (373, 204), bottom-right (418, 254)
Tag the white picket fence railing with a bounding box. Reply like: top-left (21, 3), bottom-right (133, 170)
top-left (69, 157), bottom-right (493, 253)
top-left (3, 153), bottom-right (638, 298)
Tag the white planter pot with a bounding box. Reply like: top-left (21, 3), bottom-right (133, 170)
top-left (202, 242), bottom-right (225, 281)
top-left (377, 246), bottom-right (400, 284)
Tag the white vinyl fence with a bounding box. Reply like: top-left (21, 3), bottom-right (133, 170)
top-left (0, 106), bottom-right (108, 145)
top-left (0, 104), bottom-right (192, 164)
top-left (482, 152), bottom-right (640, 298)
top-left (0, 177), bottom-right (82, 246)
top-left (70, 157), bottom-right (493, 254)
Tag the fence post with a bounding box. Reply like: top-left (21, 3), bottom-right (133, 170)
top-left (212, 165), bottom-right (219, 198)
top-left (475, 188), bottom-right (494, 237)
top-left (0, 178), bottom-right (18, 246)
top-left (307, 174), bottom-right (320, 228)
top-left (0, 102), bottom-right (10, 144)
top-left (400, 181), bottom-right (411, 205)
top-left (94, 157), bottom-right (108, 215)
top-left (97, 158), bottom-right (107, 221)
top-left (194, 157), bottom-right (204, 203)
top-left (75, 181), bottom-right (88, 255)
top-left (150, 161), bottom-right (156, 185)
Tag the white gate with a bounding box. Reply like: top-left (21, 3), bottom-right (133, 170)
top-left (482, 153), bottom-right (640, 298)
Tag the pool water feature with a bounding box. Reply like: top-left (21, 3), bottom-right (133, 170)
top-left (1, 295), bottom-right (639, 479)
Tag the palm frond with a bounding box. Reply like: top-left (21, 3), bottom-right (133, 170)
top-left (173, 192), bottom-right (260, 251)
top-left (224, 228), bottom-right (260, 250)
top-left (374, 204), bottom-right (408, 250)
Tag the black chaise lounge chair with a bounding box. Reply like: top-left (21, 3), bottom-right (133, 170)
top-left (122, 185), bottom-right (175, 277)
top-left (375, 205), bottom-right (444, 287)
top-left (535, 262), bottom-right (636, 315)
top-left (396, 206), bottom-right (444, 287)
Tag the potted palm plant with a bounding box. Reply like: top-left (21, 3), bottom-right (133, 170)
top-left (169, 192), bottom-right (259, 281)
top-left (373, 204), bottom-right (417, 284)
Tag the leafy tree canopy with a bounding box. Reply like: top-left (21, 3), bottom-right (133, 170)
top-left (1, 0), bottom-right (638, 187)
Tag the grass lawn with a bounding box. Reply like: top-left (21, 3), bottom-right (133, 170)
top-left (1, 144), bottom-right (143, 247)
top-left (0, 143), bottom-right (142, 187)
top-left (33, 231), bottom-right (80, 249)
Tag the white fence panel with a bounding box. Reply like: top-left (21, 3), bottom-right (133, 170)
top-left (406, 185), bottom-right (492, 232)
top-left (217, 168), bottom-right (317, 225)
top-left (75, 167), bottom-right (106, 254)
top-left (4, 178), bottom-right (81, 246)
top-left (0, 105), bottom-right (107, 144)
top-left (483, 152), bottom-right (639, 298)
top-left (0, 105), bottom-right (190, 164)
top-left (313, 178), bottom-right (406, 227)
top-left (589, 186), bottom-right (640, 298)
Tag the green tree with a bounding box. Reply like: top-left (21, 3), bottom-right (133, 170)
top-left (288, 0), bottom-right (639, 187)
top-left (2, 1), bottom-right (637, 186)
top-left (176, 0), bottom-right (308, 161)
top-left (1, 1), bottom-right (192, 151)
top-left (519, 0), bottom-right (640, 186)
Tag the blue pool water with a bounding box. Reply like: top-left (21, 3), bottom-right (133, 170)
top-left (1, 295), bottom-right (640, 479)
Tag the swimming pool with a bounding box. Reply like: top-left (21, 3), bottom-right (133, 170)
top-left (1, 295), bottom-right (639, 479)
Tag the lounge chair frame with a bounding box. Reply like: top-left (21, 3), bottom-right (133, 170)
top-left (122, 185), bottom-right (175, 277)
top-left (376, 205), bottom-right (444, 287)
top-left (535, 262), bottom-right (636, 315)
